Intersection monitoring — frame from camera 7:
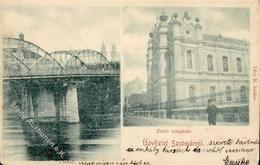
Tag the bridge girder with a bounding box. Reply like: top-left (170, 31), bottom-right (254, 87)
top-left (3, 38), bottom-right (115, 78)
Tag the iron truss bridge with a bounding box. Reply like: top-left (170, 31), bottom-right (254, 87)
top-left (3, 38), bottom-right (119, 80)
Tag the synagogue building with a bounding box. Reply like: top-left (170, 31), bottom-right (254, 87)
top-left (146, 12), bottom-right (249, 116)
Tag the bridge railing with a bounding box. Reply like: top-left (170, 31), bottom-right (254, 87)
top-left (4, 61), bottom-right (120, 78)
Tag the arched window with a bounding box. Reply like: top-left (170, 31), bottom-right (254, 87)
top-left (188, 86), bottom-right (195, 103)
top-left (187, 50), bottom-right (193, 69)
top-left (226, 86), bottom-right (232, 101)
top-left (210, 86), bottom-right (216, 101)
top-left (222, 56), bottom-right (228, 72)
top-left (237, 58), bottom-right (242, 72)
top-left (240, 86), bottom-right (247, 102)
top-left (207, 55), bottom-right (213, 71)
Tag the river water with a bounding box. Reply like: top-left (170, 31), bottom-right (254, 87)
top-left (3, 106), bottom-right (121, 161)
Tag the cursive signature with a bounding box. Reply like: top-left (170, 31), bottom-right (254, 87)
top-left (223, 155), bottom-right (250, 165)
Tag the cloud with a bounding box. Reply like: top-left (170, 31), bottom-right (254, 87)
top-left (198, 8), bottom-right (249, 39)
top-left (123, 7), bottom-right (155, 34)
top-left (2, 9), bottom-right (35, 37)
top-left (122, 33), bottom-right (147, 67)
top-left (1, 5), bottom-right (120, 56)
top-left (123, 66), bottom-right (147, 84)
top-left (200, 10), bottom-right (224, 25)
top-left (221, 29), bottom-right (250, 41)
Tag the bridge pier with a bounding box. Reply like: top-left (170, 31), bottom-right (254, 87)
top-left (20, 82), bottom-right (79, 123)
top-left (65, 86), bottom-right (79, 123)
top-left (21, 87), bottom-right (35, 118)
top-left (36, 86), bottom-right (57, 120)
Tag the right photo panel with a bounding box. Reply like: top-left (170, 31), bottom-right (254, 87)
top-left (123, 7), bottom-right (250, 126)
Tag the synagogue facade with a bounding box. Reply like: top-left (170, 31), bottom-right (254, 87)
top-left (146, 12), bottom-right (249, 117)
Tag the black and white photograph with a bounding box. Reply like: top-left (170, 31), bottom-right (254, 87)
top-left (123, 7), bottom-right (250, 126)
top-left (1, 4), bottom-right (121, 160)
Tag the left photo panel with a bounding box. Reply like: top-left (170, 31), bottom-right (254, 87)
top-left (1, 4), bottom-right (121, 161)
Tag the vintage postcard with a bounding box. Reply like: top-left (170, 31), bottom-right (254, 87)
top-left (0, 0), bottom-right (259, 165)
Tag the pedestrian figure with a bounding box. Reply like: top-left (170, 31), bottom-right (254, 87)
top-left (206, 98), bottom-right (218, 125)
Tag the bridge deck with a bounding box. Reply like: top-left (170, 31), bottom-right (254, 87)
top-left (3, 72), bottom-right (120, 80)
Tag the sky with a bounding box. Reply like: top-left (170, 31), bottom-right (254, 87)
top-left (1, 6), bottom-right (250, 85)
top-left (1, 5), bottom-right (120, 60)
top-left (122, 7), bottom-right (250, 85)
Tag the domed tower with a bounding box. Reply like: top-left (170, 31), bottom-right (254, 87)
top-left (100, 42), bottom-right (107, 59)
top-left (167, 13), bottom-right (182, 112)
top-left (111, 43), bottom-right (119, 61)
top-left (194, 17), bottom-right (203, 41)
top-left (147, 31), bottom-right (154, 104)
top-left (158, 11), bottom-right (169, 106)
top-left (170, 13), bottom-right (182, 38)
top-left (158, 11), bottom-right (168, 76)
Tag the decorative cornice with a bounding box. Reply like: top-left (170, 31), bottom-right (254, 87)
top-left (174, 70), bottom-right (249, 77)
top-left (150, 76), bottom-right (248, 84)
top-left (173, 78), bottom-right (249, 83)
top-left (170, 37), bottom-right (249, 51)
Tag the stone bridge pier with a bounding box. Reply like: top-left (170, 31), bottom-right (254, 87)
top-left (18, 81), bottom-right (79, 123)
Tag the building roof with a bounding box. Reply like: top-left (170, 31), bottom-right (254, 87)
top-left (203, 34), bottom-right (248, 45)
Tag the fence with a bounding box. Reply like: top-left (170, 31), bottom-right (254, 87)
top-left (128, 88), bottom-right (249, 123)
